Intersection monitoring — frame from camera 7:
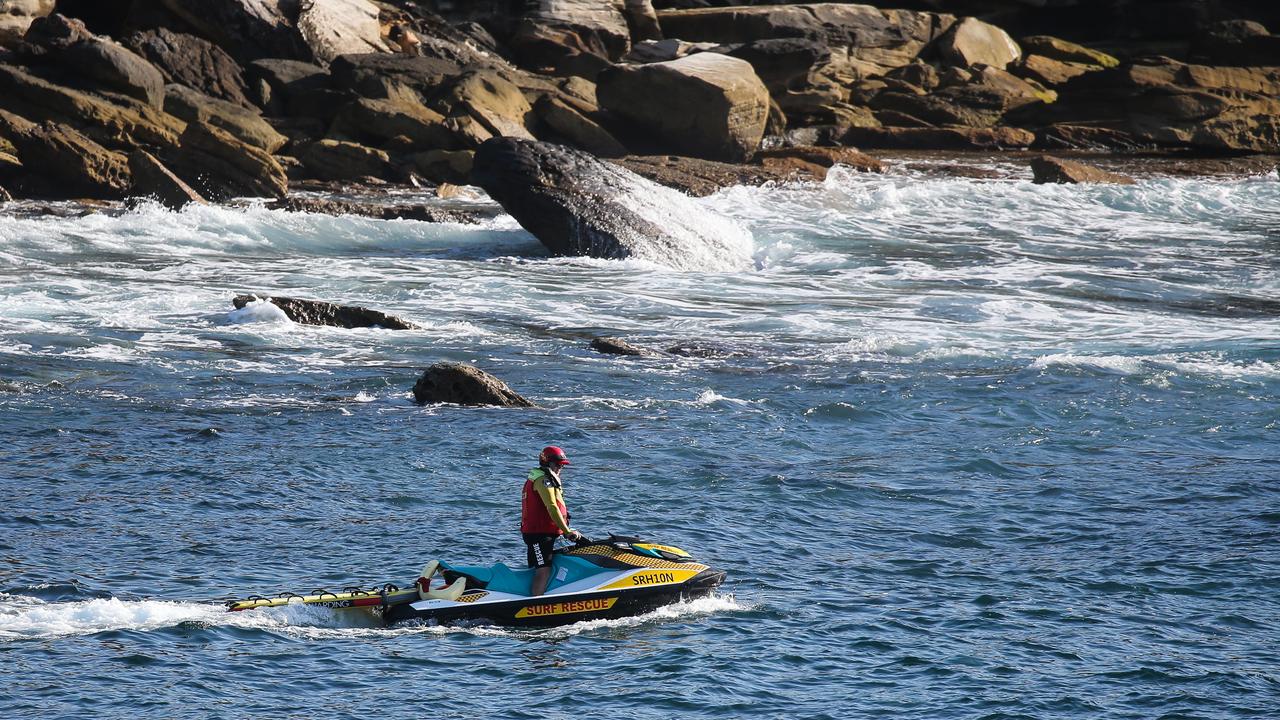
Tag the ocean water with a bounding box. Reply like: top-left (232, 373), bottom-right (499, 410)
top-left (2, 162), bottom-right (1278, 718)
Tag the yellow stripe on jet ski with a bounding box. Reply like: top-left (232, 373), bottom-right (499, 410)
top-left (515, 596), bottom-right (618, 619)
top-left (598, 568), bottom-right (703, 590)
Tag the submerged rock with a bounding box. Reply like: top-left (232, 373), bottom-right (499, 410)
top-left (590, 337), bottom-right (653, 356)
top-left (412, 362), bottom-right (534, 407)
top-left (232, 294), bottom-right (418, 330)
top-left (471, 137), bottom-right (752, 271)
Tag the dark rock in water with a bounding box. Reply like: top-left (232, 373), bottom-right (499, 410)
top-left (471, 137), bottom-right (752, 270)
top-left (590, 337), bottom-right (651, 356)
top-left (267, 196), bottom-right (483, 224)
top-left (1030, 156), bottom-right (1135, 185)
top-left (232, 294), bottom-right (418, 330)
top-left (412, 362), bottom-right (534, 407)
top-left (666, 343), bottom-right (748, 359)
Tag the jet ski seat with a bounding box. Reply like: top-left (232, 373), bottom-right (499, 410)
top-left (440, 562), bottom-right (535, 596)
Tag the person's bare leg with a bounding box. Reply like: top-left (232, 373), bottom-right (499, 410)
top-left (531, 566), bottom-right (551, 596)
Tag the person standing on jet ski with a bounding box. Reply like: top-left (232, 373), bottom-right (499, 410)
top-left (522, 445), bottom-right (583, 596)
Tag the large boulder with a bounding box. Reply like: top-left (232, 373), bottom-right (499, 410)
top-left (936, 17), bottom-right (1021, 70)
top-left (125, 28), bottom-right (253, 108)
top-left (597, 53), bottom-right (769, 162)
top-left (25, 15), bottom-right (166, 108)
top-left (412, 362), bottom-right (533, 407)
top-left (533, 94), bottom-right (628, 157)
top-left (0, 0), bottom-right (54, 47)
top-left (232, 294), bottom-right (417, 329)
top-left (472, 137), bottom-right (753, 270)
top-left (296, 0), bottom-right (388, 63)
top-left (163, 84), bottom-right (286, 152)
top-left (329, 54), bottom-right (463, 102)
top-left (656, 4), bottom-right (956, 77)
top-left (435, 70), bottom-right (536, 144)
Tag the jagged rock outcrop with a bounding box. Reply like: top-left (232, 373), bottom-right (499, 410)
top-left (163, 84), bottom-right (286, 152)
top-left (597, 53), bottom-right (770, 162)
top-left (412, 362), bottom-right (533, 407)
top-left (125, 28), bottom-right (253, 108)
top-left (937, 17), bottom-right (1021, 70)
top-left (233, 294), bottom-right (418, 329)
top-left (1016, 57), bottom-right (1280, 152)
top-left (472, 137), bottom-right (752, 270)
top-left (0, 63), bottom-right (184, 151)
top-left (656, 4), bottom-right (956, 77)
top-left (5, 117), bottom-right (130, 198)
top-left (1030, 155), bottom-right (1135, 185)
top-left (166, 120), bottom-right (288, 199)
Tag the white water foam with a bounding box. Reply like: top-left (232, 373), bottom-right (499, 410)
top-left (0, 592), bottom-right (742, 642)
top-left (0, 596), bottom-right (221, 640)
top-left (224, 298), bottom-right (292, 325)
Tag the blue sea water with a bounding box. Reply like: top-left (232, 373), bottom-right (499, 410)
top-left (2, 163), bottom-right (1278, 718)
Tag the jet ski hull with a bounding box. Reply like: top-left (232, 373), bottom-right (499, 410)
top-left (383, 567), bottom-right (725, 628)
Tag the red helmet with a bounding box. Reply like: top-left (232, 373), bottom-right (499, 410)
top-left (539, 445), bottom-right (570, 466)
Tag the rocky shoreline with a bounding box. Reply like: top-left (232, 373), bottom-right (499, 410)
top-left (2, 1), bottom-right (1278, 251)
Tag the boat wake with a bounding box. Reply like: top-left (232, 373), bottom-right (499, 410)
top-left (0, 592), bottom-right (743, 641)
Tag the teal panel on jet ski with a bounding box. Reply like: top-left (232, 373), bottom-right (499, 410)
top-left (546, 555), bottom-right (607, 592)
top-left (442, 562), bottom-right (535, 595)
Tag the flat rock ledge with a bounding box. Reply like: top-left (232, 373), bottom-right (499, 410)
top-left (1030, 156), bottom-right (1136, 185)
top-left (233, 294), bottom-right (418, 329)
top-left (412, 362), bottom-right (534, 407)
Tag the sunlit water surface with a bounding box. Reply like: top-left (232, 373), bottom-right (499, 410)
top-left (2, 164), bottom-right (1278, 718)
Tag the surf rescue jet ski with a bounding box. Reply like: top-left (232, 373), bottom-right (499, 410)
top-left (226, 535), bottom-right (725, 628)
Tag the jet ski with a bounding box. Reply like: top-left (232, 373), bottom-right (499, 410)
top-left (225, 535), bottom-right (725, 628)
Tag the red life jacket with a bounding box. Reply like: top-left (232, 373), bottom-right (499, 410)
top-left (521, 469), bottom-right (568, 535)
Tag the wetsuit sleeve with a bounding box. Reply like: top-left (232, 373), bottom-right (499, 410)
top-left (533, 480), bottom-right (572, 534)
